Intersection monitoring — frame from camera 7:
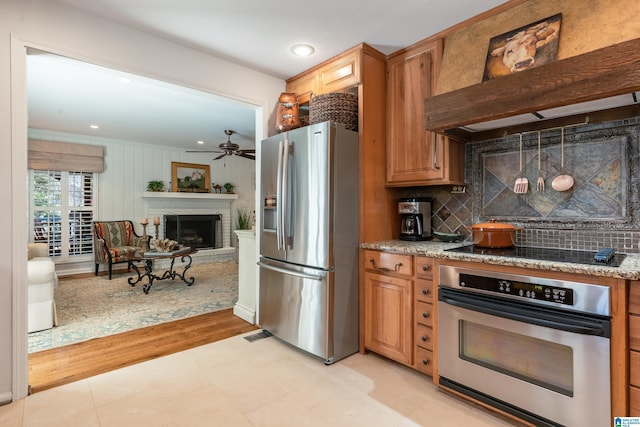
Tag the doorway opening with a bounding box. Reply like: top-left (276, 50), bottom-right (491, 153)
top-left (14, 43), bottom-right (262, 395)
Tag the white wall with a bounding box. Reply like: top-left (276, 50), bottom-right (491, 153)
top-left (1, 0), bottom-right (284, 402)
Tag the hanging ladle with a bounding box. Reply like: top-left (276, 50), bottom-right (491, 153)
top-left (551, 127), bottom-right (574, 192)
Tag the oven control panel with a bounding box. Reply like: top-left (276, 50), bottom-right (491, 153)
top-left (459, 273), bottom-right (575, 305)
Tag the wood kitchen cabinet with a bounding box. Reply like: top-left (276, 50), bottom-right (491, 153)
top-left (386, 38), bottom-right (464, 186)
top-left (361, 249), bottom-right (438, 374)
top-left (362, 249), bottom-right (414, 366)
top-left (286, 43), bottom-right (396, 243)
top-left (317, 49), bottom-right (359, 94)
top-left (286, 48), bottom-right (359, 103)
top-left (285, 71), bottom-right (318, 106)
top-left (414, 256), bottom-right (434, 376)
top-left (629, 282), bottom-right (640, 415)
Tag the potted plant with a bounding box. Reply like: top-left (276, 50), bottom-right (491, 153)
top-left (223, 182), bottom-right (235, 193)
top-left (146, 180), bottom-right (165, 192)
top-left (235, 207), bottom-right (253, 230)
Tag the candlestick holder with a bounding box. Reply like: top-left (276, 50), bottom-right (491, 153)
top-left (141, 223), bottom-right (148, 237)
top-left (154, 224), bottom-right (160, 241)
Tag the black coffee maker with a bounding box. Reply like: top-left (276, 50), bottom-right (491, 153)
top-left (398, 197), bottom-right (432, 241)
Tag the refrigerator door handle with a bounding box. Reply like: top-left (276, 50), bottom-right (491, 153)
top-left (257, 261), bottom-right (324, 281)
top-left (276, 139), bottom-right (285, 250)
top-left (281, 138), bottom-right (291, 248)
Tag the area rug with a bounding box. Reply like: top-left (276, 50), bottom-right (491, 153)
top-left (28, 261), bottom-right (238, 353)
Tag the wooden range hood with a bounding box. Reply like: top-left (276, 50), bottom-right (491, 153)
top-left (424, 37), bottom-right (640, 140)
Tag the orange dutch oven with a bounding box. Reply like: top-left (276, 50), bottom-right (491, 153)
top-left (467, 219), bottom-right (522, 248)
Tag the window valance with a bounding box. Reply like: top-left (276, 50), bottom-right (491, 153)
top-left (28, 140), bottom-right (105, 173)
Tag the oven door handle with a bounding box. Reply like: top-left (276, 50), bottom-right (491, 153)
top-left (439, 288), bottom-right (610, 338)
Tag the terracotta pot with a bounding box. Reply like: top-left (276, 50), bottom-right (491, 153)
top-left (467, 220), bottom-right (522, 248)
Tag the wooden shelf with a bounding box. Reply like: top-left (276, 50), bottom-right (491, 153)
top-left (141, 191), bottom-right (238, 200)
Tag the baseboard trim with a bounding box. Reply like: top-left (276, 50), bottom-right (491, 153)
top-left (0, 391), bottom-right (13, 405)
top-left (233, 303), bottom-right (256, 324)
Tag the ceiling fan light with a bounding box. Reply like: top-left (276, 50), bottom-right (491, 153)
top-left (290, 44), bottom-right (315, 57)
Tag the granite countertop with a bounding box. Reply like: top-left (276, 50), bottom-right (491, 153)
top-left (361, 240), bottom-right (640, 280)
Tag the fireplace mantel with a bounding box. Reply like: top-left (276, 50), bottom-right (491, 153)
top-left (142, 191), bottom-right (238, 200)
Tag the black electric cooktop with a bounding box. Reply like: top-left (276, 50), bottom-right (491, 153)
top-left (445, 245), bottom-right (626, 267)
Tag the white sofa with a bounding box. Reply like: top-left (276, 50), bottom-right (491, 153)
top-left (27, 243), bottom-right (58, 333)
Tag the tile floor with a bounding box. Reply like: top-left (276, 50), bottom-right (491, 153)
top-left (1, 331), bottom-right (519, 426)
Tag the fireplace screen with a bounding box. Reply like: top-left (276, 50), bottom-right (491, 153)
top-left (164, 214), bottom-right (222, 249)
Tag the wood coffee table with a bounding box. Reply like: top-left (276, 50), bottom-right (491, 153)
top-left (127, 247), bottom-right (198, 294)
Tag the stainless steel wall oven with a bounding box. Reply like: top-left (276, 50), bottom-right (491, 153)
top-left (438, 265), bottom-right (611, 427)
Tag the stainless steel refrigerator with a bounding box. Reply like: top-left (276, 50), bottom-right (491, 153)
top-left (258, 121), bottom-right (359, 364)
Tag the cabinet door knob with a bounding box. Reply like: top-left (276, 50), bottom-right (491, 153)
top-left (422, 358), bottom-right (430, 365)
top-left (421, 335), bottom-right (428, 342)
top-left (422, 289), bottom-right (429, 295)
top-left (422, 265), bottom-right (429, 272)
top-left (422, 312), bottom-right (430, 318)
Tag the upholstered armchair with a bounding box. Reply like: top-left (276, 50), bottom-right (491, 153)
top-left (93, 220), bottom-right (151, 279)
top-left (27, 243), bottom-right (58, 333)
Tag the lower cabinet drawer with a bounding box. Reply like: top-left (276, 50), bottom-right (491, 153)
top-left (415, 301), bottom-right (433, 327)
top-left (364, 250), bottom-right (413, 277)
top-left (630, 282), bottom-right (640, 315)
top-left (415, 346), bottom-right (433, 376)
top-left (415, 323), bottom-right (433, 351)
top-left (415, 279), bottom-right (434, 302)
top-left (631, 350), bottom-right (640, 387)
top-left (631, 314), bottom-right (640, 350)
top-left (415, 257), bottom-right (434, 280)
top-left (631, 385), bottom-right (640, 416)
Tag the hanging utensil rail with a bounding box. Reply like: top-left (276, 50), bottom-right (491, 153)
top-left (506, 117), bottom-right (590, 138)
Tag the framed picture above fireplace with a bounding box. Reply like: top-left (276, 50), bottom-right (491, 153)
top-left (171, 162), bottom-right (211, 193)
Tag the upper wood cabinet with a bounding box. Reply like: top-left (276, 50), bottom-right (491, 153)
top-left (286, 43), bottom-right (396, 243)
top-left (386, 39), bottom-right (464, 186)
top-left (286, 49), bottom-right (360, 103)
top-left (318, 50), bottom-right (359, 94)
top-left (286, 72), bottom-right (318, 106)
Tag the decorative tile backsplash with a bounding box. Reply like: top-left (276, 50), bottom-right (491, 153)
top-left (399, 186), bottom-right (472, 237)
top-left (482, 136), bottom-right (626, 220)
top-left (398, 116), bottom-right (640, 254)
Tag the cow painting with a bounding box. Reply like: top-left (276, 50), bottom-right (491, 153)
top-left (483, 14), bottom-right (561, 81)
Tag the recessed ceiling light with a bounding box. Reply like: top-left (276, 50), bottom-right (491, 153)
top-left (90, 124), bottom-right (99, 129)
top-left (197, 140), bottom-right (204, 145)
top-left (290, 44), bottom-right (315, 57)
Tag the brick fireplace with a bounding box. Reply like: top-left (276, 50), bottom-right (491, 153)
top-left (142, 191), bottom-right (237, 263)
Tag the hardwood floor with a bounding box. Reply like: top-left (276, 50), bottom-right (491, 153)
top-left (28, 308), bottom-right (258, 393)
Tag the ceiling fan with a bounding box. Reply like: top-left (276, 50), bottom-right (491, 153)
top-left (188, 129), bottom-right (255, 160)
